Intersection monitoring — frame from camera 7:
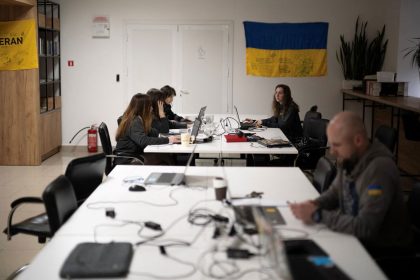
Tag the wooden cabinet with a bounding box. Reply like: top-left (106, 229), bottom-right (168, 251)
top-left (0, 0), bottom-right (61, 165)
top-left (38, 0), bottom-right (60, 112)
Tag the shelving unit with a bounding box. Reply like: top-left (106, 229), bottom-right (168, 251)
top-left (37, 0), bottom-right (60, 113)
top-left (0, 0), bottom-right (62, 165)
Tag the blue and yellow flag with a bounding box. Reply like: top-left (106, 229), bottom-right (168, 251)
top-left (244, 21), bottom-right (328, 77)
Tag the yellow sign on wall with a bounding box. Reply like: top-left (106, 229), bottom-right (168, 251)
top-left (0, 19), bottom-right (38, 71)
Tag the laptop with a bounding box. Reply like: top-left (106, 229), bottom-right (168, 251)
top-left (233, 205), bottom-right (286, 227)
top-left (253, 207), bottom-right (351, 280)
top-left (252, 206), bottom-right (292, 280)
top-left (144, 144), bottom-right (197, 186)
top-left (191, 106), bottom-right (213, 143)
top-left (234, 105), bottom-right (256, 130)
top-left (257, 138), bottom-right (292, 148)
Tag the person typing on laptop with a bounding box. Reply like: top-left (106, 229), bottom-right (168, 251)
top-left (147, 88), bottom-right (170, 134)
top-left (115, 93), bottom-right (180, 165)
top-left (161, 85), bottom-right (192, 129)
top-left (246, 84), bottom-right (302, 140)
top-left (289, 111), bottom-right (413, 262)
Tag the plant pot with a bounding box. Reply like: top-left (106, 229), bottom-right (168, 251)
top-left (342, 80), bottom-right (362, 90)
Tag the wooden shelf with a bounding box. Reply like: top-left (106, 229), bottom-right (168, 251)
top-left (0, 0), bottom-right (34, 6)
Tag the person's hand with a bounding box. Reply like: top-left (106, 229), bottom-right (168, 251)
top-left (158, 100), bottom-right (165, 118)
top-left (255, 120), bottom-right (262, 126)
top-left (289, 200), bottom-right (318, 224)
top-left (182, 118), bottom-right (193, 124)
top-left (168, 135), bottom-right (180, 144)
top-left (243, 118), bottom-right (254, 123)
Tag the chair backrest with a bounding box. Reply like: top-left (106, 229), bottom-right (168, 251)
top-left (401, 111), bottom-right (420, 141)
top-left (374, 125), bottom-right (397, 153)
top-left (304, 118), bottom-right (329, 146)
top-left (98, 122), bottom-right (114, 175)
top-left (65, 153), bottom-right (106, 205)
top-left (303, 105), bottom-right (322, 136)
top-left (312, 157), bottom-right (336, 193)
top-left (42, 175), bottom-right (78, 235)
top-left (408, 182), bottom-right (420, 231)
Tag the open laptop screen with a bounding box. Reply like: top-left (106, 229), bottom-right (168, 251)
top-left (144, 144), bottom-right (197, 186)
top-left (253, 206), bottom-right (292, 280)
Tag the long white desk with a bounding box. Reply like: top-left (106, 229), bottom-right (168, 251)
top-left (145, 127), bottom-right (298, 155)
top-left (18, 166), bottom-right (386, 280)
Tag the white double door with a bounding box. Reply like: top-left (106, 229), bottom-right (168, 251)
top-left (125, 23), bottom-right (232, 114)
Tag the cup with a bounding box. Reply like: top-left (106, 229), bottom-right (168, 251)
top-left (181, 133), bottom-right (191, 146)
top-left (213, 177), bottom-right (227, 201)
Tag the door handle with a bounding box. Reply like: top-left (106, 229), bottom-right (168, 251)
top-left (180, 90), bottom-right (190, 95)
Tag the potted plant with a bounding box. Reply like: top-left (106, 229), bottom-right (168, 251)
top-left (337, 17), bottom-right (388, 89)
top-left (403, 37), bottom-right (420, 79)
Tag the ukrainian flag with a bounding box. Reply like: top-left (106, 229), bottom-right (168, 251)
top-left (244, 21), bottom-right (329, 77)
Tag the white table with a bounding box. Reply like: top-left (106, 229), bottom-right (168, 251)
top-left (145, 127), bottom-right (298, 155)
top-left (18, 166), bottom-right (386, 280)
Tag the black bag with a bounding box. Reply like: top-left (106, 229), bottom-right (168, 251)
top-left (60, 242), bottom-right (133, 278)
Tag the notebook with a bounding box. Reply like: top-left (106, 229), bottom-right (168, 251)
top-left (144, 144), bottom-right (197, 186)
top-left (257, 138), bottom-right (292, 148)
top-left (234, 105), bottom-right (256, 130)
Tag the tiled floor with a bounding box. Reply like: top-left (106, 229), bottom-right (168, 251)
top-left (0, 149), bottom-right (90, 279)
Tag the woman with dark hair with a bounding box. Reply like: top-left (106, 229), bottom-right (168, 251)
top-left (146, 88), bottom-right (169, 133)
top-left (115, 93), bottom-right (179, 165)
top-left (160, 85), bottom-right (191, 128)
top-left (255, 84), bottom-right (303, 140)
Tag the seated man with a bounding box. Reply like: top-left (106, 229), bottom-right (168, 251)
top-left (290, 111), bottom-right (413, 256)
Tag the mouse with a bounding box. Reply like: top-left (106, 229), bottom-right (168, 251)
top-left (129, 184), bottom-right (146, 192)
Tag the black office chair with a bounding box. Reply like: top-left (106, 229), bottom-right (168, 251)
top-left (3, 154), bottom-right (105, 243)
top-left (98, 122), bottom-right (143, 175)
top-left (302, 105), bottom-right (322, 136)
top-left (42, 175), bottom-right (78, 235)
top-left (312, 157), bottom-right (336, 193)
top-left (408, 182), bottom-right (420, 237)
top-left (294, 118), bottom-right (330, 170)
top-left (4, 175), bottom-right (78, 244)
top-left (374, 125), bottom-right (397, 153)
top-left (373, 182), bottom-right (420, 280)
top-left (401, 111), bottom-right (420, 141)
top-left (4, 175), bottom-right (78, 279)
top-left (65, 153), bottom-right (106, 206)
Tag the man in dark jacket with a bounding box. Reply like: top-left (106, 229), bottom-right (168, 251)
top-left (290, 111), bottom-right (413, 254)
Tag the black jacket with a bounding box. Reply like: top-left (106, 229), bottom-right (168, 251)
top-left (261, 104), bottom-right (303, 139)
top-left (163, 104), bottom-right (187, 129)
top-left (115, 117), bottom-right (169, 163)
top-left (151, 116), bottom-right (169, 133)
top-left (164, 103), bottom-right (183, 122)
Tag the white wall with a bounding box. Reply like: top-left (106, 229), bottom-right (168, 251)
top-left (59, 0), bottom-right (402, 146)
top-left (397, 0), bottom-right (420, 98)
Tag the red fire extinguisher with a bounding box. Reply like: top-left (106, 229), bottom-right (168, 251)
top-left (69, 125), bottom-right (98, 153)
top-left (87, 125), bottom-right (98, 153)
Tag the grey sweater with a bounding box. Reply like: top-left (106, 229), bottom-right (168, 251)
top-left (315, 140), bottom-right (412, 249)
top-left (115, 117), bottom-right (169, 163)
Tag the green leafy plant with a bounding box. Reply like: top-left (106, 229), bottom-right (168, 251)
top-left (336, 17), bottom-right (388, 80)
top-left (403, 37), bottom-right (420, 75)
